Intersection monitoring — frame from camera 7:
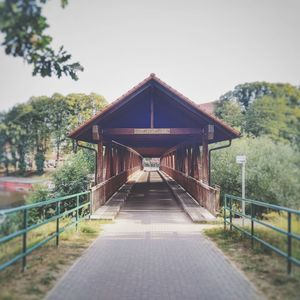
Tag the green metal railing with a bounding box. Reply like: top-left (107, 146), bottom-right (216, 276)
top-left (224, 194), bottom-right (300, 274)
top-left (0, 190), bottom-right (91, 272)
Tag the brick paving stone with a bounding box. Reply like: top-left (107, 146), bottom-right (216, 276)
top-left (46, 171), bottom-right (261, 300)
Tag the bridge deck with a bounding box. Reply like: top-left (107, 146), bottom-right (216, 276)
top-left (123, 171), bottom-right (181, 211)
top-left (46, 172), bottom-right (261, 300)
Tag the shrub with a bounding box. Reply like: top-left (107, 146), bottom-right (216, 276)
top-left (211, 137), bottom-right (300, 209)
top-left (52, 149), bottom-right (95, 197)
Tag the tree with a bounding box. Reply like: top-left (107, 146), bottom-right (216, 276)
top-left (211, 137), bottom-right (300, 209)
top-left (30, 96), bottom-right (52, 173)
top-left (0, 115), bottom-right (9, 175)
top-left (219, 82), bottom-right (273, 110)
top-left (214, 100), bottom-right (244, 129)
top-left (0, 0), bottom-right (83, 80)
top-left (66, 93), bottom-right (107, 131)
top-left (0, 92), bottom-right (107, 174)
top-left (48, 93), bottom-right (70, 166)
top-left (216, 82), bottom-right (300, 148)
top-left (245, 95), bottom-right (299, 145)
top-left (220, 82), bottom-right (300, 111)
top-left (5, 103), bottom-right (34, 174)
top-left (52, 149), bottom-right (94, 196)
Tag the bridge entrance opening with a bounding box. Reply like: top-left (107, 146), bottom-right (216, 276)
top-left (143, 158), bottom-right (160, 171)
top-left (69, 74), bottom-right (240, 216)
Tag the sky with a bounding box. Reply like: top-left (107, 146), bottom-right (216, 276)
top-left (0, 0), bottom-right (300, 111)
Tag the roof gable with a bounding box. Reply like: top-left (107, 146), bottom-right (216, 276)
top-left (69, 74), bottom-right (240, 143)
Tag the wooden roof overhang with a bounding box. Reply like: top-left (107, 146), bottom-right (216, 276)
top-left (69, 74), bottom-right (240, 157)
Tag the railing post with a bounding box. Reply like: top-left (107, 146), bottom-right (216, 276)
top-left (56, 200), bottom-right (60, 246)
top-left (22, 208), bottom-right (28, 272)
top-left (76, 195), bottom-right (79, 231)
top-left (287, 211), bottom-right (292, 274)
top-left (251, 202), bottom-right (254, 248)
top-left (229, 197), bottom-right (232, 231)
top-left (224, 195), bottom-right (227, 232)
top-left (89, 191), bottom-right (92, 219)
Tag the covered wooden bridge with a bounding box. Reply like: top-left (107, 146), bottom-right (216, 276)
top-left (69, 74), bottom-right (240, 219)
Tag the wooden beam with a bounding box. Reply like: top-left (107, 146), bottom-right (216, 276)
top-left (105, 143), bottom-right (112, 180)
top-left (202, 128), bottom-right (209, 183)
top-left (102, 128), bottom-right (202, 135)
top-left (97, 142), bottom-right (103, 183)
top-left (150, 93), bottom-right (154, 128)
top-left (92, 125), bottom-right (100, 141)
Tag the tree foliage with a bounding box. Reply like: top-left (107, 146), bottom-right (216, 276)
top-left (0, 0), bottom-right (83, 79)
top-left (215, 82), bottom-right (300, 148)
top-left (52, 150), bottom-right (95, 196)
top-left (214, 100), bottom-right (244, 130)
top-left (214, 82), bottom-right (300, 208)
top-left (211, 137), bottom-right (300, 209)
top-left (0, 93), bottom-right (107, 174)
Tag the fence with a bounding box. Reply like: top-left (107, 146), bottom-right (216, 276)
top-left (0, 191), bottom-right (91, 272)
top-left (91, 166), bottom-right (141, 212)
top-left (161, 166), bottom-right (220, 216)
top-left (224, 194), bottom-right (300, 274)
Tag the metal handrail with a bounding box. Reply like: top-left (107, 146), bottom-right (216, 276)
top-left (0, 190), bottom-right (91, 272)
top-left (224, 194), bottom-right (300, 274)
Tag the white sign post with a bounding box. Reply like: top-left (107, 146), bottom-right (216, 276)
top-left (236, 155), bottom-right (246, 226)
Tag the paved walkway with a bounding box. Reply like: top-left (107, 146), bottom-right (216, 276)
top-left (46, 171), bottom-right (261, 300)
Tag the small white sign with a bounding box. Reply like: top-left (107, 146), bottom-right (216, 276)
top-left (236, 155), bottom-right (246, 164)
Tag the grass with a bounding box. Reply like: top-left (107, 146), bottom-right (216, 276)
top-left (228, 211), bottom-right (300, 261)
top-left (204, 226), bottom-right (300, 300)
top-left (0, 220), bottom-right (109, 300)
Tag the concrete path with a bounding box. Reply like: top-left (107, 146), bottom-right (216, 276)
top-left (46, 171), bottom-right (261, 300)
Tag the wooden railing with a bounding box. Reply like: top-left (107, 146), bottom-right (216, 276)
top-left (160, 166), bottom-right (220, 216)
top-left (91, 166), bottom-right (141, 212)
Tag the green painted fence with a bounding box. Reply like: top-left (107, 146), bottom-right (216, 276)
top-left (224, 194), bottom-right (300, 274)
top-left (0, 190), bottom-right (91, 272)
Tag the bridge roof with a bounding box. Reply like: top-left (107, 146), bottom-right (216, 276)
top-left (69, 74), bottom-right (240, 156)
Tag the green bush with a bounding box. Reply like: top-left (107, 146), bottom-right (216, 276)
top-left (52, 149), bottom-right (94, 197)
top-left (26, 184), bottom-right (51, 224)
top-left (211, 137), bottom-right (300, 209)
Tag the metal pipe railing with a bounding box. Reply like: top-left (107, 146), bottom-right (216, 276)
top-left (224, 194), bottom-right (300, 274)
top-left (0, 190), bottom-right (91, 272)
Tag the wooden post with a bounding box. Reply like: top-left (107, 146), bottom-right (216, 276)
top-left (97, 142), bottom-right (103, 183)
top-left (184, 147), bottom-right (188, 176)
top-left (105, 143), bottom-right (112, 180)
top-left (187, 147), bottom-right (192, 176)
top-left (202, 127), bottom-right (209, 183)
top-left (150, 96), bottom-right (154, 128)
top-left (193, 144), bottom-right (200, 180)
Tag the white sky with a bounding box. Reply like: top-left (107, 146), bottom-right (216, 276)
top-left (0, 0), bottom-right (299, 111)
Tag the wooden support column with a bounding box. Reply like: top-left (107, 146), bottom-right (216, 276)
top-left (190, 146), bottom-right (195, 178)
top-left (112, 147), bottom-right (117, 176)
top-left (150, 96), bottom-right (154, 128)
top-left (193, 144), bottom-right (200, 180)
top-left (172, 154), bottom-right (175, 169)
top-left (93, 125), bottom-right (103, 184)
top-left (187, 147), bottom-right (192, 176)
top-left (184, 147), bottom-right (188, 176)
top-left (97, 142), bottom-right (103, 183)
top-left (175, 150), bottom-right (178, 171)
top-left (202, 128), bottom-right (209, 183)
top-left (105, 143), bottom-right (112, 180)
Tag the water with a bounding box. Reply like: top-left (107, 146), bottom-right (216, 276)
top-left (0, 190), bottom-right (27, 209)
